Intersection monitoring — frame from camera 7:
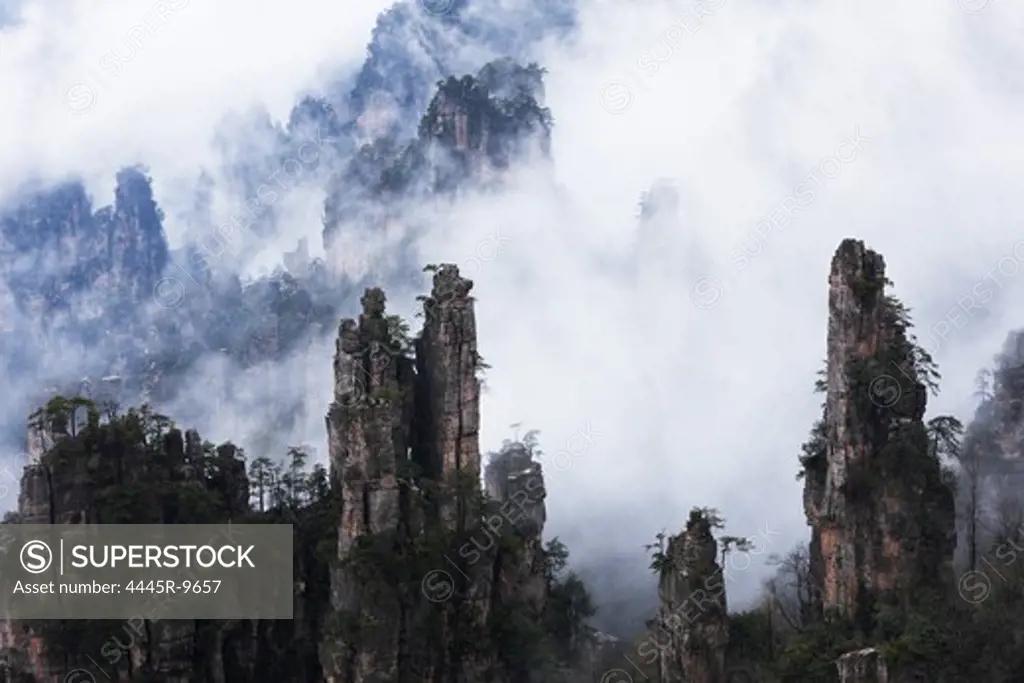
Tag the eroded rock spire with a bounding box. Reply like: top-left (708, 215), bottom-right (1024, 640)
top-left (805, 239), bottom-right (954, 625)
top-left (324, 266), bottom-right (551, 683)
top-left (415, 264), bottom-right (481, 526)
top-left (650, 509), bottom-right (728, 683)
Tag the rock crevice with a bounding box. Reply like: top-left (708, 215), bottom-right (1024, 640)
top-left (805, 239), bottom-right (954, 624)
top-left (323, 265), bottom-right (552, 683)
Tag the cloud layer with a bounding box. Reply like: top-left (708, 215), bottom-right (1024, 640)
top-left (5, 0), bottom-right (1024, 631)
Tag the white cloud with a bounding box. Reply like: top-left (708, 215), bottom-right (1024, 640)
top-left (411, 0), bottom-right (1024, 613)
top-left (5, 0), bottom-right (1024, 626)
top-left (0, 0), bottom-right (390, 227)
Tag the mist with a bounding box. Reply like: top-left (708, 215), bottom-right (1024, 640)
top-left (4, 0), bottom-right (1024, 637)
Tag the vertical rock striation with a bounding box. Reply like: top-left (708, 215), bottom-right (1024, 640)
top-left (10, 414), bottom-right (206, 681)
top-left (652, 509), bottom-right (728, 683)
top-left (323, 264), bottom-right (552, 683)
top-left (415, 264), bottom-right (481, 527)
top-left (484, 440), bottom-right (548, 616)
top-left (324, 286), bottom-right (416, 683)
top-left (805, 239), bottom-right (955, 625)
top-left (6, 263), bottom-right (568, 683)
top-left (328, 287), bottom-right (415, 555)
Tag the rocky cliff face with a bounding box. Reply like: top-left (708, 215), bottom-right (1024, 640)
top-left (837, 648), bottom-right (888, 683)
top-left (322, 264), bottom-right (553, 683)
top-left (323, 60), bottom-right (552, 231)
top-left (804, 239), bottom-right (955, 625)
top-left (0, 167), bottom-right (168, 314)
top-left (649, 509), bottom-right (728, 683)
top-left (973, 332), bottom-right (1024, 465)
top-left (415, 265), bottom-right (481, 526)
top-left (2, 264), bottom-right (586, 683)
top-left (9, 418), bottom-right (209, 681)
top-left (4, 394), bottom-right (334, 683)
top-left (483, 441), bottom-right (547, 628)
top-left (0, 162), bottom-right (350, 470)
top-left (955, 329), bottom-right (1024, 553)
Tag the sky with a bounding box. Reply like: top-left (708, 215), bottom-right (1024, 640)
top-left (3, 0), bottom-right (1024, 631)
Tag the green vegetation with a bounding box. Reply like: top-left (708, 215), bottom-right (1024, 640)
top-left (20, 255), bottom-right (1024, 683)
top-left (727, 291), bottom-right (1024, 682)
top-left (4, 406), bottom-right (594, 683)
top-left (8, 396), bottom-right (336, 682)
